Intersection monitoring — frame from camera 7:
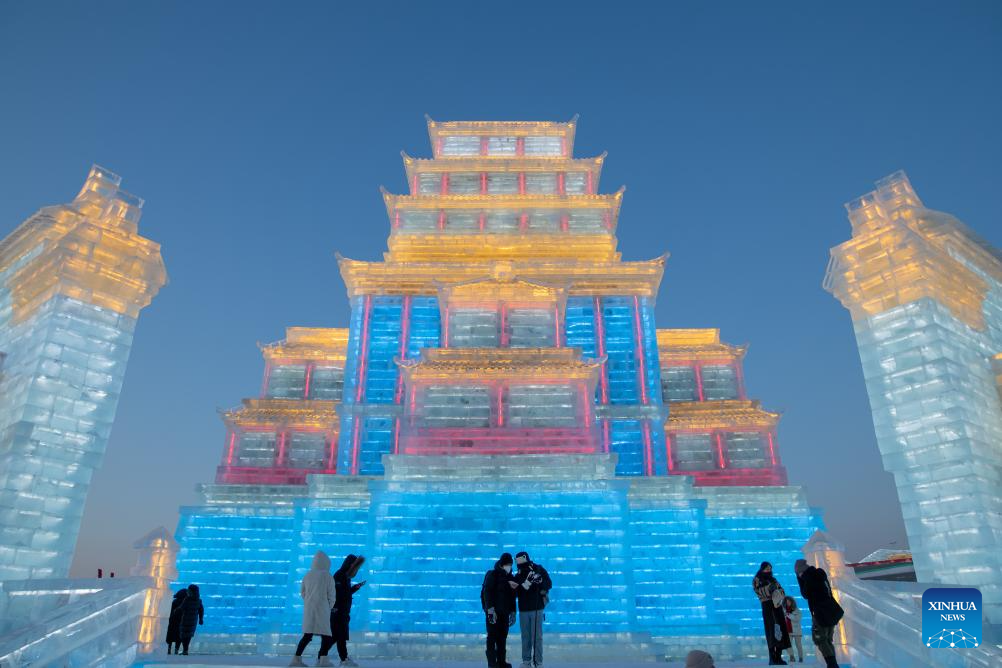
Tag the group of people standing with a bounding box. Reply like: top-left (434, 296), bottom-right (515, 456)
top-left (481, 551), bottom-right (552, 668)
top-left (292, 551), bottom-right (366, 667)
top-left (165, 584), bottom-right (204, 655)
top-left (752, 559), bottom-right (844, 667)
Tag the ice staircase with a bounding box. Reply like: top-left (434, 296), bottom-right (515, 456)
top-left (262, 454), bottom-right (665, 661)
top-left (0, 576), bottom-right (151, 667)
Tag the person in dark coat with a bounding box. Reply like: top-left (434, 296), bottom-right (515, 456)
top-left (752, 562), bottom-right (791, 665)
top-left (795, 559), bottom-right (844, 668)
top-left (482, 552), bottom-right (517, 668)
top-left (330, 554), bottom-right (365, 666)
top-left (165, 588), bottom-right (187, 654)
top-left (177, 584), bottom-right (204, 656)
top-left (513, 551), bottom-right (552, 668)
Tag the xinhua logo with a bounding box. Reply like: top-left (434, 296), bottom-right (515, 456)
top-left (922, 588), bottom-right (981, 649)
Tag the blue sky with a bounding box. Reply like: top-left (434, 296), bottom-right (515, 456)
top-left (1, 1), bottom-right (999, 577)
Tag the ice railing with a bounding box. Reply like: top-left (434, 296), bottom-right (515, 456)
top-left (0, 577), bottom-right (151, 668)
top-left (805, 531), bottom-right (1002, 668)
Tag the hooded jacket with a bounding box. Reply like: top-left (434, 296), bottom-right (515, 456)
top-left (333, 554), bottom-right (365, 619)
top-left (301, 550), bottom-right (337, 635)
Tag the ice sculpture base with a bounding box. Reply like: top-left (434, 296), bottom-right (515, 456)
top-left (174, 454), bottom-right (823, 662)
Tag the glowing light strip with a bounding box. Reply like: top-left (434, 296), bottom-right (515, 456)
top-left (495, 384), bottom-right (505, 427)
top-left (594, 296), bottom-right (609, 404)
top-left (553, 305), bottom-right (562, 347)
top-left (642, 420), bottom-right (653, 476)
top-left (393, 416), bottom-right (402, 456)
top-left (276, 431), bottom-right (288, 466)
top-left (602, 418), bottom-right (610, 453)
top-left (500, 304), bottom-right (509, 347)
top-left (715, 432), bottom-right (726, 469)
top-left (225, 431), bottom-right (237, 466)
top-left (350, 417), bottom-right (362, 475)
top-left (586, 171), bottom-right (594, 194)
top-left (518, 172), bottom-right (526, 195)
top-left (441, 173), bottom-right (449, 195)
top-left (355, 296), bottom-right (372, 403)
top-left (557, 172), bottom-right (565, 195)
top-left (633, 296), bottom-right (649, 405)
top-left (303, 364), bottom-right (313, 399)
top-left (665, 432), bottom-right (675, 472)
top-left (735, 360), bottom-right (747, 399)
top-left (395, 295), bottom-right (412, 404)
top-left (766, 431), bottom-right (778, 466)
top-left (327, 434), bottom-right (337, 470)
top-left (694, 363), bottom-right (705, 401)
top-left (260, 362), bottom-right (272, 398)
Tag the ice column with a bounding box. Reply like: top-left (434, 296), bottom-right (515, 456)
top-left (0, 166), bottom-right (167, 580)
top-left (825, 171), bottom-right (1002, 622)
top-left (131, 526), bottom-right (179, 653)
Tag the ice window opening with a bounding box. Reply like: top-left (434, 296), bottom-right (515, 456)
top-left (663, 366), bottom-right (698, 402)
top-left (673, 433), bottom-right (716, 471)
top-left (724, 431), bottom-right (769, 468)
top-left (506, 384), bottom-right (577, 428)
top-left (419, 385), bottom-right (491, 428)
top-left (701, 364), bottom-right (739, 400)
top-left (235, 432), bottom-right (278, 467)
top-left (266, 365), bottom-right (306, 398)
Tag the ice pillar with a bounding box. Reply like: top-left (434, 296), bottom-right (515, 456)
top-left (825, 171), bottom-right (1002, 622)
top-left (0, 166), bottom-right (167, 579)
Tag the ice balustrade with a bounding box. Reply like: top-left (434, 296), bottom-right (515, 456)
top-left (804, 531), bottom-right (1002, 668)
top-left (0, 577), bottom-right (152, 667)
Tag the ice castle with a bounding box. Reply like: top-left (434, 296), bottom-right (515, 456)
top-left (825, 172), bottom-right (1002, 627)
top-left (0, 166), bottom-right (166, 580)
top-left (174, 118), bottom-right (825, 661)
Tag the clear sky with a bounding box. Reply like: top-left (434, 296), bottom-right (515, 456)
top-left (1, 1), bottom-right (999, 578)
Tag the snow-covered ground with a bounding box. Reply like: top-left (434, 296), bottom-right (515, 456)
top-left (134, 656), bottom-right (816, 668)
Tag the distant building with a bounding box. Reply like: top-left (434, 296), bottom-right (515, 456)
top-left (0, 167), bottom-right (166, 580)
top-left (846, 549), bottom-right (916, 582)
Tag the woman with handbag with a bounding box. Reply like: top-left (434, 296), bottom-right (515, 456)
top-left (752, 561), bottom-right (791, 665)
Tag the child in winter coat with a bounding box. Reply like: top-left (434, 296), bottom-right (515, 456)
top-left (784, 596), bottom-right (804, 663)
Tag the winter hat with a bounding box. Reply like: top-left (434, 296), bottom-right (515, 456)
top-left (499, 552), bottom-right (514, 566)
top-left (794, 559), bottom-right (809, 576)
top-left (515, 551), bottom-right (530, 565)
top-left (684, 649), bottom-right (714, 668)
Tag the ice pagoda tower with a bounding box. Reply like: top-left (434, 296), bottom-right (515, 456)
top-left (825, 171), bottom-right (1002, 624)
top-left (174, 119), bottom-right (823, 661)
top-left (0, 166), bottom-right (166, 580)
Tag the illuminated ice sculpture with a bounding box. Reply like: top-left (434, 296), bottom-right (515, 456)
top-left (0, 166), bottom-right (166, 580)
top-left (825, 171), bottom-right (1002, 625)
top-left (174, 119), bottom-right (824, 660)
